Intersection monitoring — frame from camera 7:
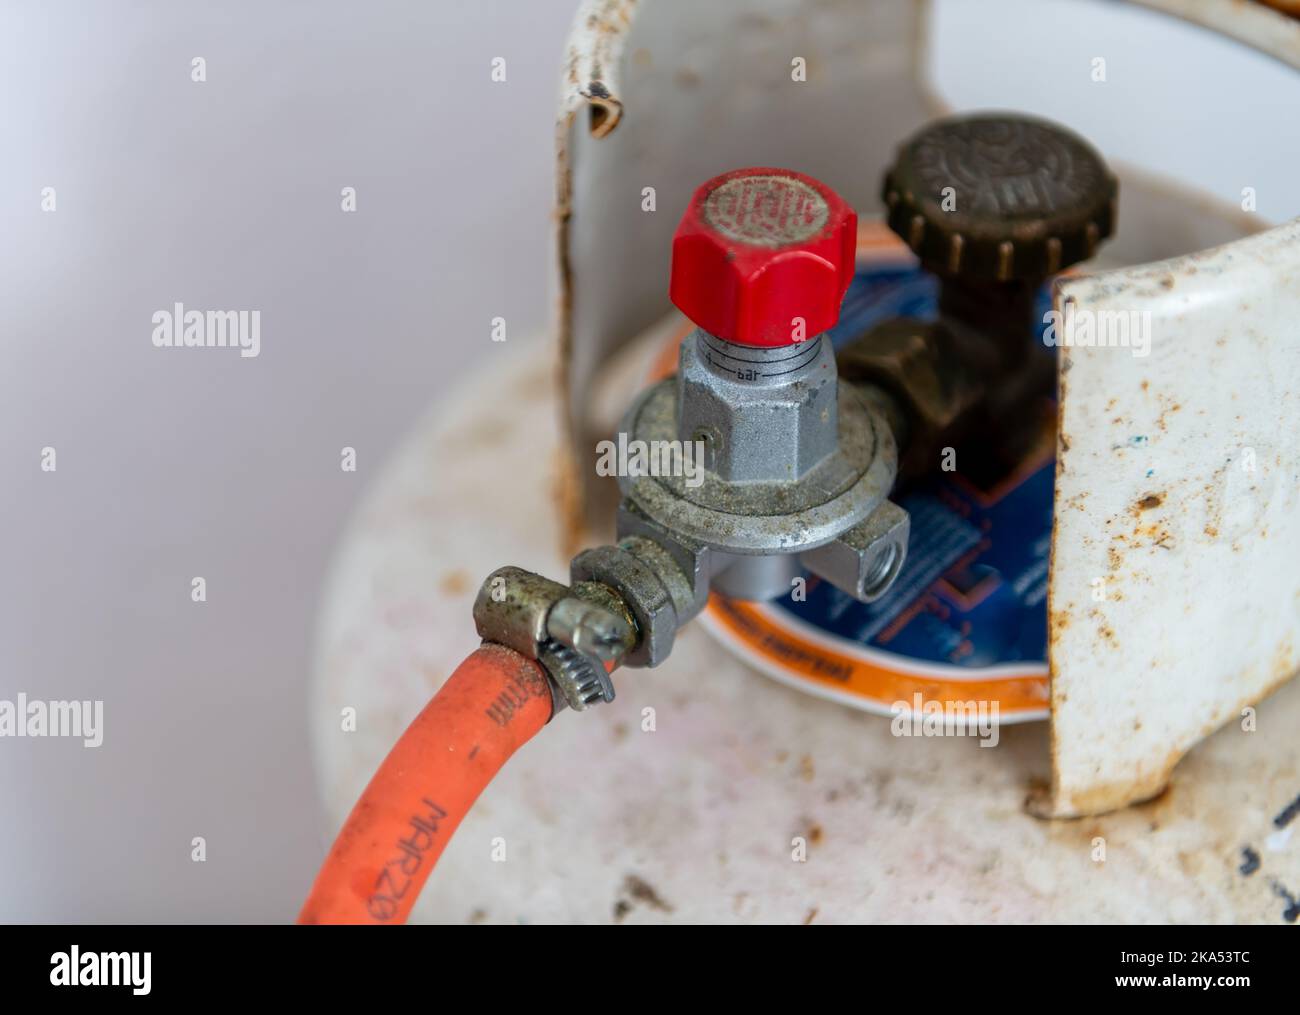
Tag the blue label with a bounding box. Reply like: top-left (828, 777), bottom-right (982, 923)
top-left (771, 263), bottom-right (1055, 669)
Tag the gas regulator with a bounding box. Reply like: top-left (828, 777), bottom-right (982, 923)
top-left (473, 111), bottom-right (1117, 713)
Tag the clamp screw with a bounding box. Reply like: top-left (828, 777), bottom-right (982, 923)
top-left (546, 596), bottom-right (633, 664)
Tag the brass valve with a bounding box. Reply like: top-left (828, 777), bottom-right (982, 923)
top-left (842, 112), bottom-right (1118, 482)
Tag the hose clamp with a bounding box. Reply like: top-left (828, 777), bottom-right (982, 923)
top-left (472, 566), bottom-right (632, 711)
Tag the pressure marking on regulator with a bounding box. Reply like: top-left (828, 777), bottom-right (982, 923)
top-left (700, 334), bottom-right (822, 381)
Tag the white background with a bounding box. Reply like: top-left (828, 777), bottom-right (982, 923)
top-left (1, 0), bottom-right (1296, 921)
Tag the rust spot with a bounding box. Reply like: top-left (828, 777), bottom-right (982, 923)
top-left (807, 823), bottom-right (824, 846)
top-left (1271, 634), bottom-right (1297, 688)
top-left (621, 874), bottom-right (673, 914)
top-left (1023, 776), bottom-right (1052, 815)
top-left (1137, 494), bottom-right (1162, 510)
top-left (799, 754), bottom-right (816, 781)
top-left (674, 66), bottom-right (701, 89)
top-left (586, 92), bottom-right (621, 137)
top-left (440, 569), bottom-right (471, 596)
top-left (1050, 750), bottom-right (1180, 817)
top-left (552, 447), bottom-right (588, 559)
top-left (451, 416), bottom-right (512, 449)
top-left (1133, 781), bottom-right (1173, 810)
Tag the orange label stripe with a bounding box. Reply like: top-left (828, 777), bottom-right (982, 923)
top-left (707, 595), bottom-right (1050, 713)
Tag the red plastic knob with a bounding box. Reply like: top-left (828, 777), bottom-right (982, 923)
top-left (669, 167), bottom-right (857, 348)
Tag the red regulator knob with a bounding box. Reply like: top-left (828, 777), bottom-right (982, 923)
top-left (669, 167), bottom-right (857, 348)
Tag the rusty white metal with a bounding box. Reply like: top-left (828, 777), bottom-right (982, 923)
top-left (1044, 221), bottom-right (1300, 816)
top-left (313, 336), bottom-right (1300, 922)
top-left (1134, 0), bottom-right (1300, 67)
top-left (311, 0), bottom-right (1300, 923)
top-left (552, 0), bottom-right (1300, 818)
top-left (556, 0), bottom-right (636, 140)
top-left (1038, 0), bottom-right (1300, 815)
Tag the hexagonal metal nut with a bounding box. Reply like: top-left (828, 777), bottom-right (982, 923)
top-left (677, 333), bottom-right (838, 483)
top-left (616, 502), bottom-right (711, 624)
top-left (570, 543), bottom-right (678, 668)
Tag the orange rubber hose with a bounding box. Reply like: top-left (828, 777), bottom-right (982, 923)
top-left (298, 643), bottom-right (554, 924)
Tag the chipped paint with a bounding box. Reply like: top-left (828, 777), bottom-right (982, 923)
top-left (1046, 219), bottom-right (1300, 817)
top-left (551, 0), bottom-right (1300, 821)
top-left (554, 0), bottom-right (639, 549)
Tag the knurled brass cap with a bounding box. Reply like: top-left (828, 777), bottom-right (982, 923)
top-left (882, 112), bottom-right (1117, 282)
